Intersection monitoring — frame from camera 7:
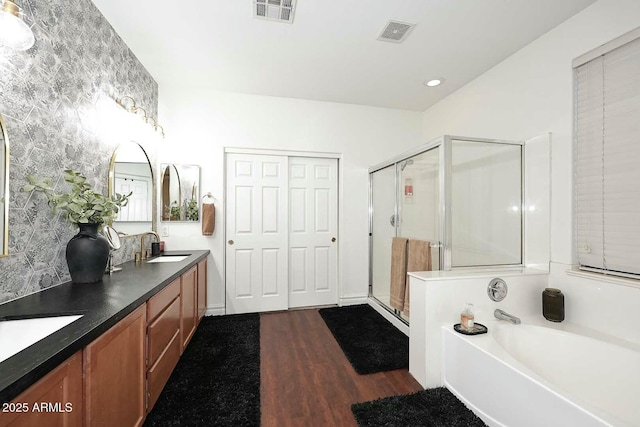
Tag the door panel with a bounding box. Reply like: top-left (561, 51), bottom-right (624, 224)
top-left (226, 153), bottom-right (289, 314)
top-left (288, 157), bottom-right (338, 308)
top-left (370, 165), bottom-right (397, 308)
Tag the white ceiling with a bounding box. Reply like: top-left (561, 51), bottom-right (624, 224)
top-left (91, 0), bottom-right (596, 112)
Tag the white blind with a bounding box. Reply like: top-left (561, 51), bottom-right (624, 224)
top-left (575, 35), bottom-right (640, 276)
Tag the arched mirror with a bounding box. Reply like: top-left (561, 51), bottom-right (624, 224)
top-left (161, 164), bottom-right (200, 222)
top-left (161, 164), bottom-right (181, 221)
top-left (0, 114), bottom-right (8, 257)
top-left (109, 141), bottom-right (155, 234)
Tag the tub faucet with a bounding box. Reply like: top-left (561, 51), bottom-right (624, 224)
top-left (494, 309), bottom-right (521, 325)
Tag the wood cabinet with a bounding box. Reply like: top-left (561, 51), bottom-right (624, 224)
top-left (197, 259), bottom-right (207, 321)
top-left (0, 351), bottom-right (83, 427)
top-left (2, 257), bottom-right (207, 427)
top-left (180, 266), bottom-right (198, 352)
top-left (146, 278), bottom-right (181, 412)
top-left (84, 305), bottom-right (146, 427)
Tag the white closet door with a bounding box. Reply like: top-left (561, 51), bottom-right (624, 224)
top-left (225, 153), bottom-right (289, 314)
top-left (288, 157), bottom-right (338, 308)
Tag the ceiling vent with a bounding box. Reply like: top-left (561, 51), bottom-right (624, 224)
top-left (254, 0), bottom-right (297, 24)
top-left (377, 20), bottom-right (416, 43)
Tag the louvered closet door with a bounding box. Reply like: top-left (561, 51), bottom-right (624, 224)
top-left (226, 153), bottom-right (289, 314)
top-left (288, 157), bottom-right (338, 308)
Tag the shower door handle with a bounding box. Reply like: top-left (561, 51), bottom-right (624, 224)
top-left (389, 215), bottom-right (396, 227)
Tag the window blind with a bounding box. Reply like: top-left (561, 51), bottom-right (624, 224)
top-left (575, 35), bottom-right (640, 276)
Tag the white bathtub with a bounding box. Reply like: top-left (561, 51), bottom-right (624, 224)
top-left (442, 320), bottom-right (640, 427)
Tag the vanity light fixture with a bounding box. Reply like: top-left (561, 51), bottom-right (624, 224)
top-left (424, 78), bottom-right (444, 87)
top-left (145, 116), bottom-right (166, 138)
top-left (0, 0), bottom-right (35, 51)
top-left (116, 95), bottom-right (165, 138)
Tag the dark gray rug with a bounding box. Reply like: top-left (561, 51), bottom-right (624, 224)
top-left (144, 314), bottom-right (260, 427)
top-left (352, 387), bottom-right (487, 427)
top-left (319, 304), bottom-right (408, 374)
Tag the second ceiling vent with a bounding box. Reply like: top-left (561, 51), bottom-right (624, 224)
top-left (377, 20), bottom-right (416, 43)
top-left (254, 0), bottom-right (297, 23)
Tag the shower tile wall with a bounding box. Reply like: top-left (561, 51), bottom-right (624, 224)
top-left (0, 0), bottom-right (158, 304)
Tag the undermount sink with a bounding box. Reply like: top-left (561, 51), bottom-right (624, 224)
top-left (146, 255), bottom-right (189, 264)
top-left (0, 315), bottom-right (83, 363)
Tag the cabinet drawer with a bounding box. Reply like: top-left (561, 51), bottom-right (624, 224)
top-left (147, 296), bottom-right (180, 367)
top-left (147, 278), bottom-right (180, 322)
top-left (147, 329), bottom-right (181, 412)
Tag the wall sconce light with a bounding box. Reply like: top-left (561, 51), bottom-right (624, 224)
top-left (117, 95), bottom-right (165, 138)
top-left (0, 0), bottom-right (35, 51)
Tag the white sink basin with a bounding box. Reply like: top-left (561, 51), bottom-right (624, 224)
top-left (0, 315), bottom-right (83, 363)
top-left (146, 255), bottom-right (189, 263)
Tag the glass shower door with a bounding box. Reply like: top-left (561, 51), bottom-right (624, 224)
top-left (369, 145), bottom-right (442, 322)
top-left (397, 148), bottom-right (441, 271)
top-left (370, 165), bottom-right (397, 310)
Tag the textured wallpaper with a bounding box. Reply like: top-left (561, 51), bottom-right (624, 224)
top-left (0, 0), bottom-right (158, 303)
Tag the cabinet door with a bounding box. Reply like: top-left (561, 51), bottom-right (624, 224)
top-left (180, 266), bottom-right (197, 351)
top-left (84, 305), bottom-right (146, 427)
top-left (0, 351), bottom-right (82, 427)
top-left (197, 259), bottom-right (207, 321)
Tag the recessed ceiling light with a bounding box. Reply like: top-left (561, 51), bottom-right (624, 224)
top-left (424, 78), bottom-right (444, 87)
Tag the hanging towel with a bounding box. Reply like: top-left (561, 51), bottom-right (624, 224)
top-left (404, 239), bottom-right (432, 315)
top-left (389, 237), bottom-right (409, 311)
top-left (202, 203), bottom-right (216, 236)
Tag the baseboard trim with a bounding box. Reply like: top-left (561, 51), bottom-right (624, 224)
top-left (205, 306), bottom-right (226, 316)
top-left (338, 295), bottom-right (368, 306)
top-left (367, 298), bottom-right (409, 336)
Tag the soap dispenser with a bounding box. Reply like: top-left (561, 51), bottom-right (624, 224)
top-left (461, 303), bottom-right (475, 330)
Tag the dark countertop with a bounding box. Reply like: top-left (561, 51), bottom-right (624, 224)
top-left (0, 250), bottom-right (209, 403)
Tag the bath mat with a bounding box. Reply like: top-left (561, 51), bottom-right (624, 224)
top-left (144, 314), bottom-right (260, 427)
top-left (352, 387), bottom-right (487, 427)
top-left (318, 304), bottom-right (408, 374)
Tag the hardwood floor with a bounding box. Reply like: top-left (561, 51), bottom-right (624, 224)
top-left (260, 309), bottom-right (422, 426)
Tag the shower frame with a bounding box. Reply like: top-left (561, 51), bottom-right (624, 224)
top-left (368, 135), bottom-right (526, 321)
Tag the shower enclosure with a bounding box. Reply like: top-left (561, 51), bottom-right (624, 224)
top-left (369, 136), bottom-right (523, 323)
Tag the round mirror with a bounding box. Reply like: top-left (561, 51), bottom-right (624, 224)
top-left (108, 141), bottom-right (154, 234)
top-left (0, 114), bottom-right (8, 257)
top-left (103, 225), bottom-right (122, 250)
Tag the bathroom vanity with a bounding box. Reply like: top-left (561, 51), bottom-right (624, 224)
top-left (0, 250), bottom-right (208, 427)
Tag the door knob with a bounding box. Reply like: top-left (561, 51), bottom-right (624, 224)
top-left (331, 237), bottom-right (336, 242)
top-left (228, 240), bottom-right (234, 245)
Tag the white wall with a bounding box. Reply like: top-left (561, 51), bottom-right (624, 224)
top-left (158, 90), bottom-right (423, 312)
top-left (423, 0), bottom-right (640, 264)
top-left (420, 0), bottom-right (640, 268)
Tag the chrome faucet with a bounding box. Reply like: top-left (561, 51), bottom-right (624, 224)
top-left (140, 231), bottom-right (160, 260)
top-left (494, 309), bottom-right (521, 324)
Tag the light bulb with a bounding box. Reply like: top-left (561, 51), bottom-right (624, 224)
top-left (0, 1), bottom-right (35, 51)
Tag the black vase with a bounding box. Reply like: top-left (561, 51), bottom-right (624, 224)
top-left (66, 223), bottom-right (109, 283)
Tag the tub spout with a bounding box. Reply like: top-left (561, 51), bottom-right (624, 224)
top-left (494, 309), bottom-right (521, 324)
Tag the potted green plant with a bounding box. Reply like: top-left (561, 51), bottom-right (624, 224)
top-left (23, 169), bottom-right (130, 284)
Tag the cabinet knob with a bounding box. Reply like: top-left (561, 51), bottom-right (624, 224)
top-left (228, 240), bottom-right (234, 245)
top-left (331, 237), bottom-right (336, 242)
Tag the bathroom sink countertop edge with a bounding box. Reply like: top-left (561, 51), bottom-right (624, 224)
top-left (0, 250), bottom-right (209, 404)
